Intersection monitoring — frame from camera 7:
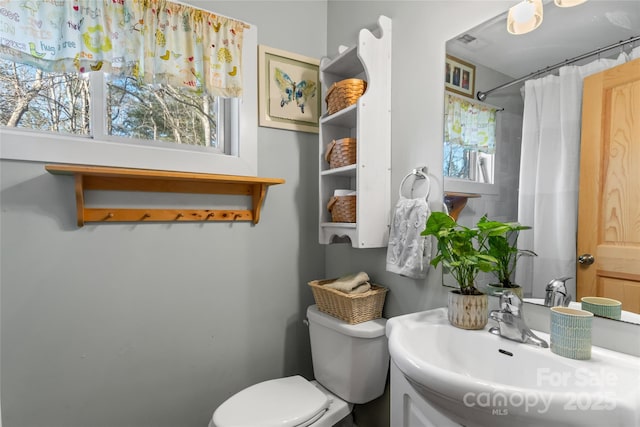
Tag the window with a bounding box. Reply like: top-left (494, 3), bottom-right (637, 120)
top-left (0, 61), bottom-right (90, 135)
top-left (0, 60), bottom-right (231, 151)
top-left (0, 4), bottom-right (257, 176)
top-left (106, 75), bottom-right (226, 151)
top-left (443, 92), bottom-right (497, 185)
top-left (443, 144), bottom-right (495, 184)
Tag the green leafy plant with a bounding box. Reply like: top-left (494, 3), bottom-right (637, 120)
top-left (421, 212), bottom-right (496, 295)
top-left (476, 216), bottom-right (537, 288)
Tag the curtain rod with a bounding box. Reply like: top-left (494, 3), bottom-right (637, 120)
top-left (476, 35), bottom-right (640, 101)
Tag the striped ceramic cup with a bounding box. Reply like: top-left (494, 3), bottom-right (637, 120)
top-left (550, 307), bottom-right (593, 360)
top-left (581, 297), bottom-right (622, 320)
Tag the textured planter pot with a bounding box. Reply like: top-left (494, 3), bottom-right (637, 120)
top-left (485, 284), bottom-right (523, 299)
top-left (448, 290), bottom-right (488, 330)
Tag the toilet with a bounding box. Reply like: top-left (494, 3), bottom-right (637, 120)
top-left (210, 305), bottom-right (389, 427)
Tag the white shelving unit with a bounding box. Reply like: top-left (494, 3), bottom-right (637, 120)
top-left (318, 15), bottom-right (392, 248)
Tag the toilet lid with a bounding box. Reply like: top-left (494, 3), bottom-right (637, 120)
top-left (212, 375), bottom-right (330, 427)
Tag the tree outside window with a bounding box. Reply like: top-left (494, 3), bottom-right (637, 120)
top-left (0, 59), bottom-right (221, 149)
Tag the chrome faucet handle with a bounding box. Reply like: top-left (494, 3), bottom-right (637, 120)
top-left (544, 276), bottom-right (573, 307)
top-left (499, 290), bottom-right (523, 317)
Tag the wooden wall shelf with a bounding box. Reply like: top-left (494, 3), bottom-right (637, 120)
top-left (45, 164), bottom-right (285, 227)
top-left (444, 191), bottom-right (480, 221)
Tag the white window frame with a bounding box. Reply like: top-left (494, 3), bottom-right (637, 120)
top-left (0, 22), bottom-right (258, 177)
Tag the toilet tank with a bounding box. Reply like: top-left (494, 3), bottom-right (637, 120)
top-left (306, 305), bottom-right (389, 404)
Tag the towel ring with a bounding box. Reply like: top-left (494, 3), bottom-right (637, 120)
top-left (399, 168), bottom-right (431, 200)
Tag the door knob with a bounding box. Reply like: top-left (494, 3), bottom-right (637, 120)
top-left (578, 254), bottom-right (595, 265)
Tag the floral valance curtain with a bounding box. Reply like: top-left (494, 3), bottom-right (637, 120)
top-left (444, 92), bottom-right (497, 154)
top-left (0, 0), bottom-right (247, 97)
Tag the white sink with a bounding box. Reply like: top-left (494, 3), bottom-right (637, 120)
top-left (386, 307), bottom-right (640, 427)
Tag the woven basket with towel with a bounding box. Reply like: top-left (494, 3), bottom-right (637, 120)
top-left (308, 272), bottom-right (388, 324)
top-left (327, 190), bottom-right (356, 223)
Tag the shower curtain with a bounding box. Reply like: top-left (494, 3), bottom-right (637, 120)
top-left (515, 49), bottom-right (638, 299)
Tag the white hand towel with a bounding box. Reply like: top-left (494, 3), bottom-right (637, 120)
top-left (324, 272), bottom-right (371, 294)
top-left (386, 197), bottom-right (432, 279)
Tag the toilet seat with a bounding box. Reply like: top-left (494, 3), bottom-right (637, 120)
top-left (211, 375), bottom-right (330, 427)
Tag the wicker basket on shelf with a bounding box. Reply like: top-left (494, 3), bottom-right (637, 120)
top-left (325, 79), bottom-right (367, 115)
top-left (308, 279), bottom-right (388, 324)
top-left (324, 137), bottom-right (356, 169)
top-left (327, 195), bottom-right (356, 223)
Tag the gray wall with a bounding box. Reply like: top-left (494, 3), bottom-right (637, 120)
top-left (1, 2), bottom-right (326, 427)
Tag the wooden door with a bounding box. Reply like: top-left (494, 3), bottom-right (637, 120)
top-left (577, 58), bottom-right (640, 314)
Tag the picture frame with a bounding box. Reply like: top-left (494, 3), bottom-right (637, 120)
top-left (445, 54), bottom-right (476, 99)
top-left (258, 45), bottom-right (321, 134)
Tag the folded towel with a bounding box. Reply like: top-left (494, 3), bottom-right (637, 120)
top-left (386, 196), bottom-right (432, 279)
top-left (324, 272), bottom-right (371, 294)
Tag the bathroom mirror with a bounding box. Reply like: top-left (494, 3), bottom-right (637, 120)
top-left (442, 1), bottom-right (640, 325)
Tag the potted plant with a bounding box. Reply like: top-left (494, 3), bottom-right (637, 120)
top-left (476, 216), bottom-right (537, 298)
top-left (422, 212), bottom-right (497, 329)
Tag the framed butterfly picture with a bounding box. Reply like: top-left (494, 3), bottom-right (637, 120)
top-left (258, 45), bottom-right (320, 133)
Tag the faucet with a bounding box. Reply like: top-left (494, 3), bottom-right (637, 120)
top-left (489, 291), bottom-right (549, 348)
top-left (543, 276), bottom-right (572, 307)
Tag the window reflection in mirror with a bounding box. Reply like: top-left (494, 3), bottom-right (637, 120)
top-left (443, 92), bottom-right (497, 185)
